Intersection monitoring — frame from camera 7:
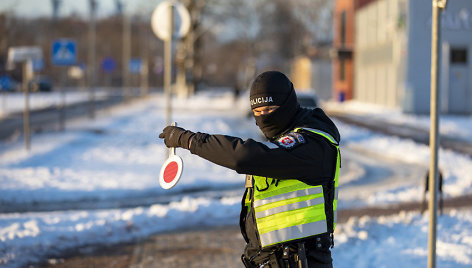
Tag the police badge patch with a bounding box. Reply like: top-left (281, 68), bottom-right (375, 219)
top-left (276, 132), bottom-right (305, 149)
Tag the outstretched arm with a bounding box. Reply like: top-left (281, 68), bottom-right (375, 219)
top-left (159, 126), bottom-right (336, 183)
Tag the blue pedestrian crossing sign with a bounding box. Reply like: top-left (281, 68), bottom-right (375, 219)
top-left (52, 39), bottom-right (77, 66)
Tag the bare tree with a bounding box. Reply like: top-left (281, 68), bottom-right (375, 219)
top-left (0, 0), bottom-right (333, 90)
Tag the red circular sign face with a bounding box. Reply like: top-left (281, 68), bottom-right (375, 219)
top-left (163, 161), bottom-right (178, 183)
top-left (159, 155), bottom-right (183, 190)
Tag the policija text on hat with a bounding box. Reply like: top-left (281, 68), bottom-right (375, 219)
top-left (159, 71), bottom-right (341, 268)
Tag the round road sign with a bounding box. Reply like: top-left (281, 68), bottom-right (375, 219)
top-left (159, 154), bottom-right (183, 189)
top-left (151, 1), bottom-right (191, 41)
top-left (101, 57), bottom-right (117, 74)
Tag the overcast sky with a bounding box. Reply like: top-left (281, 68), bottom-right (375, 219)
top-left (0, 0), bottom-right (158, 18)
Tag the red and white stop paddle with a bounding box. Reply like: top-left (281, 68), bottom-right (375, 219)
top-left (159, 122), bottom-right (184, 190)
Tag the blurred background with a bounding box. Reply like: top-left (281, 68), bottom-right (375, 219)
top-left (0, 0), bottom-right (334, 100)
top-left (1, 0), bottom-right (471, 115)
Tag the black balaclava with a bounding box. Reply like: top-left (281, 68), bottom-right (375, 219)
top-left (250, 71), bottom-right (300, 139)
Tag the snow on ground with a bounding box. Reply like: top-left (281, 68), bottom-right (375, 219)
top-left (0, 91), bottom-right (472, 267)
top-left (325, 100), bottom-right (472, 143)
top-left (338, 119), bottom-right (472, 206)
top-left (2, 196), bottom-right (471, 268)
top-left (0, 89), bottom-right (112, 119)
top-left (0, 91), bottom-right (254, 205)
top-left (0, 195), bottom-right (243, 267)
top-left (333, 209), bottom-right (472, 268)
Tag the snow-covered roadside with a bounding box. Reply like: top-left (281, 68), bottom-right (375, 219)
top-left (324, 100), bottom-right (472, 143)
top-left (2, 196), bottom-right (471, 268)
top-left (333, 209), bottom-right (472, 268)
top-left (0, 92), bottom-right (253, 205)
top-left (1, 94), bottom-right (472, 207)
top-left (1, 92), bottom-right (251, 267)
top-left (1, 92), bottom-right (472, 267)
top-left (0, 90), bottom-right (112, 119)
top-left (0, 196), bottom-right (242, 268)
top-left (338, 120), bottom-right (472, 206)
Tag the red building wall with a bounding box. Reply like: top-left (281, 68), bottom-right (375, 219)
top-left (333, 0), bottom-right (355, 101)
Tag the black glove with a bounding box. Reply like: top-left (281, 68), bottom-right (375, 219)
top-left (158, 126), bottom-right (195, 150)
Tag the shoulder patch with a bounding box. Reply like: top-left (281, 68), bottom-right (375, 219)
top-left (289, 132), bottom-right (305, 143)
top-left (276, 132), bottom-right (305, 149)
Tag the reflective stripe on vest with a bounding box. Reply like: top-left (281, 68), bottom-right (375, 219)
top-left (260, 220), bottom-right (328, 247)
top-left (256, 195), bottom-right (325, 218)
top-left (254, 187), bottom-right (322, 207)
top-left (251, 128), bottom-right (340, 248)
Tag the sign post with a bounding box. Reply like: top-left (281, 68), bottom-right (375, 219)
top-left (128, 58), bottom-right (142, 97)
top-left (165, 4), bottom-right (173, 128)
top-left (151, 0), bottom-right (191, 127)
top-left (6, 46), bottom-right (42, 151)
top-left (88, 0), bottom-right (97, 119)
top-left (428, 1), bottom-right (447, 268)
top-left (52, 39), bottom-right (77, 131)
top-left (22, 60), bottom-right (32, 151)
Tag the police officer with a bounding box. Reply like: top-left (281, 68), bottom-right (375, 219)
top-left (159, 71), bottom-right (340, 268)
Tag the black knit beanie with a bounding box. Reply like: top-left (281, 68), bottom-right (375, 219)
top-left (250, 71), bottom-right (294, 109)
top-left (250, 71), bottom-right (300, 139)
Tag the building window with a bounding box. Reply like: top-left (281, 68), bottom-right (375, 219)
top-left (450, 48), bottom-right (468, 64)
top-left (341, 11), bottom-right (347, 46)
top-left (340, 58), bottom-right (345, 81)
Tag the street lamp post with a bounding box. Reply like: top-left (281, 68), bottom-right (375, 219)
top-left (122, 11), bottom-right (131, 102)
top-left (88, 0), bottom-right (97, 119)
top-left (428, 1), bottom-right (447, 268)
top-left (22, 60), bottom-right (32, 151)
top-left (164, 4), bottom-right (174, 127)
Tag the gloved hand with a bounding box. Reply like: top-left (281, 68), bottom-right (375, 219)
top-left (158, 126), bottom-right (195, 150)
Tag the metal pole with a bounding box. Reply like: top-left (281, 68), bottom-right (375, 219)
top-left (123, 13), bottom-right (131, 102)
top-left (428, 0), bottom-right (446, 267)
top-left (88, 0), bottom-right (97, 119)
top-left (51, 0), bottom-right (61, 20)
top-left (22, 61), bottom-right (31, 151)
top-left (141, 58), bottom-right (149, 97)
top-left (164, 4), bottom-right (174, 127)
top-left (59, 69), bottom-right (66, 131)
top-left (141, 16), bottom-right (149, 97)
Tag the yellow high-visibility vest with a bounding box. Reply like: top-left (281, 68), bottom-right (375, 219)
top-left (246, 128), bottom-right (340, 248)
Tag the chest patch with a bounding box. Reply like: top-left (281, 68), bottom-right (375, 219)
top-left (276, 132), bottom-right (305, 149)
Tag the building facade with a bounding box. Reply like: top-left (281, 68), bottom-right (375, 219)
top-left (343, 0), bottom-right (472, 114)
top-left (405, 0), bottom-right (472, 114)
top-left (354, 0), bottom-right (408, 109)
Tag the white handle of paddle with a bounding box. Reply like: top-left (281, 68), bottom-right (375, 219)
top-left (170, 122), bottom-right (176, 156)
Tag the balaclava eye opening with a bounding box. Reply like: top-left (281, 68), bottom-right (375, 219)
top-left (249, 71), bottom-right (300, 139)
